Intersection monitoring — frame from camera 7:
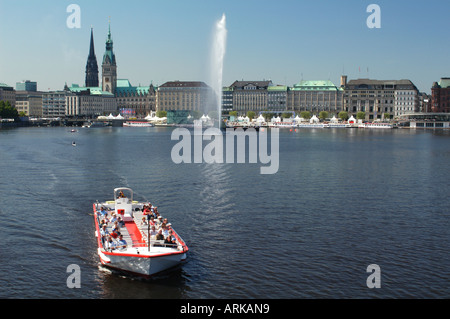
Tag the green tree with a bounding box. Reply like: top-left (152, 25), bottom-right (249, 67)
top-left (300, 111), bottom-right (311, 120)
top-left (190, 110), bottom-right (202, 120)
top-left (263, 112), bottom-right (274, 121)
top-left (247, 111), bottom-right (256, 120)
top-left (356, 111), bottom-right (365, 120)
top-left (384, 113), bottom-right (391, 120)
top-left (319, 111), bottom-right (329, 120)
top-left (229, 111), bottom-right (238, 117)
top-left (281, 112), bottom-right (293, 119)
top-left (208, 110), bottom-right (219, 119)
top-left (338, 111), bottom-right (349, 121)
top-left (0, 100), bottom-right (19, 118)
top-left (156, 110), bottom-right (167, 118)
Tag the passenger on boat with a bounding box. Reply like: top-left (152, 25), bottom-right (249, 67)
top-left (99, 206), bottom-right (108, 218)
top-left (161, 224), bottom-right (169, 238)
top-left (149, 216), bottom-right (156, 227)
top-left (118, 191), bottom-right (125, 198)
top-left (110, 225), bottom-right (120, 239)
top-left (117, 216), bottom-right (125, 227)
top-left (117, 235), bottom-right (127, 250)
top-left (143, 204), bottom-right (151, 215)
top-left (105, 235), bottom-right (116, 251)
top-left (155, 216), bottom-right (162, 228)
top-left (140, 217), bottom-right (148, 227)
top-left (164, 234), bottom-right (176, 245)
top-left (99, 218), bottom-right (108, 229)
top-left (112, 221), bottom-right (121, 235)
top-left (110, 213), bottom-right (118, 224)
top-left (100, 225), bottom-right (109, 245)
top-left (156, 229), bottom-right (164, 241)
top-left (150, 225), bottom-right (157, 239)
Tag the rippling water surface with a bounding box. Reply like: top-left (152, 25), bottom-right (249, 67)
top-left (0, 127), bottom-right (448, 299)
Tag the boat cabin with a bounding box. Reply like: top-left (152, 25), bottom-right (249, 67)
top-left (114, 187), bottom-right (134, 219)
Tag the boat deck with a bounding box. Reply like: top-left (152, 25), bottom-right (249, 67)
top-left (96, 204), bottom-right (181, 252)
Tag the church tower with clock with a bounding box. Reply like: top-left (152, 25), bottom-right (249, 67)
top-left (102, 23), bottom-right (117, 94)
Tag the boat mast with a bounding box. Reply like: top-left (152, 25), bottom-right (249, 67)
top-left (148, 219), bottom-right (151, 252)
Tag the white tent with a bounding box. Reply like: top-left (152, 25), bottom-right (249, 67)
top-left (271, 116), bottom-right (281, 123)
top-left (257, 114), bottom-right (265, 123)
top-left (348, 115), bottom-right (356, 124)
top-left (310, 115), bottom-right (319, 123)
top-left (107, 113), bottom-right (115, 120)
top-left (115, 114), bottom-right (124, 120)
top-left (331, 116), bottom-right (338, 123)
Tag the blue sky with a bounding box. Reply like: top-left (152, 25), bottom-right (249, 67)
top-left (0, 0), bottom-right (449, 93)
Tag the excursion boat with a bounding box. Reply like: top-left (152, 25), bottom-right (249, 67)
top-left (358, 122), bottom-right (394, 129)
top-left (295, 123), bottom-right (327, 128)
top-left (93, 188), bottom-right (188, 278)
top-left (123, 121), bottom-right (154, 127)
top-left (326, 123), bottom-right (351, 128)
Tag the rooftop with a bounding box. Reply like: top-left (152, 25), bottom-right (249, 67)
top-left (68, 85), bottom-right (114, 96)
top-left (346, 79), bottom-right (417, 90)
top-left (292, 80), bottom-right (339, 91)
top-left (159, 81), bottom-right (210, 88)
top-left (116, 79), bottom-right (155, 96)
top-left (230, 80), bottom-right (273, 89)
top-left (438, 78), bottom-right (450, 88)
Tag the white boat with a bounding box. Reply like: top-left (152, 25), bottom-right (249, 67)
top-left (123, 121), bottom-right (154, 127)
top-left (269, 122), bottom-right (295, 128)
top-left (94, 188), bottom-right (188, 278)
top-left (295, 123), bottom-right (327, 128)
top-left (358, 122), bottom-right (394, 129)
top-left (326, 123), bottom-right (351, 128)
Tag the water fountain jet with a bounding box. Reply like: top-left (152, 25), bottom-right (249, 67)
top-left (209, 13), bottom-right (228, 129)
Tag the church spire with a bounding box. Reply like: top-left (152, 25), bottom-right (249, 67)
top-left (89, 27), bottom-right (95, 57)
top-left (85, 28), bottom-right (99, 87)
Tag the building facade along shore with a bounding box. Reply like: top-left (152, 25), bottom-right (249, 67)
top-left (1, 22), bottom-right (449, 120)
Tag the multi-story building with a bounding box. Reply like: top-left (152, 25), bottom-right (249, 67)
top-left (431, 78), bottom-right (450, 113)
top-left (157, 81), bottom-right (213, 113)
top-left (42, 91), bottom-right (67, 118)
top-left (287, 80), bottom-right (343, 116)
top-left (418, 92), bottom-right (431, 113)
top-left (15, 91), bottom-right (43, 117)
top-left (65, 85), bottom-right (117, 117)
top-left (0, 83), bottom-right (16, 107)
top-left (343, 79), bottom-right (418, 120)
top-left (227, 80), bottom-right (273, 113)
top-left (394, 84), bottom-right (419, 117)
top-left (16, 80), bottom-right (37, 92)
top-left (221, 86), bottom-right (234, 113)
top-left (115, 80), bottom-right (157, 116)
top-left (268, 85), bottom-right (288, 112)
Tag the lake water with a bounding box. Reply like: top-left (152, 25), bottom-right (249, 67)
top-left (0, 126), bottom-right (448, 299)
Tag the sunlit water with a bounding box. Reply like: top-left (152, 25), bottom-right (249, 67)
top-left (0, 127), bottom-right (448, 299)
